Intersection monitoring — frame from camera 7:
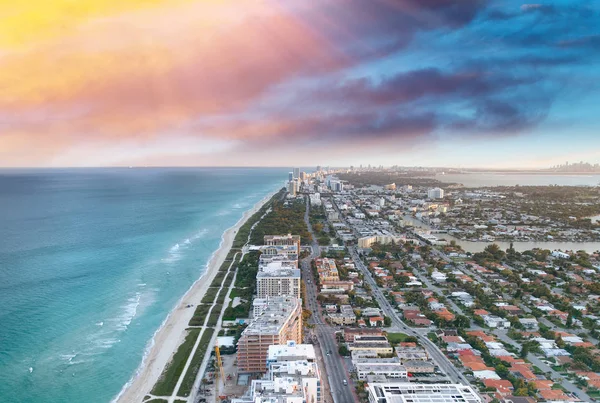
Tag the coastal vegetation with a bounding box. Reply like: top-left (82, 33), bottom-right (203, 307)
top-left (177, 328), bottom-right (215, 397)
top-left (250, 197), bottom-right (312, 245)
top-left (233, 188), bottom-right (286, 248)
top-left (223, 252), bottom-right (259, 320)
top-left (151, 328), bottom-right (201, 396)
top-left (189, 304), bottom-right (211, 327)
top-left (201, 287), bottom-right (220, 304)
top-left (149, 188), bottom-right (303, 400)
top-left (206, 306), bottom-right (223, 326)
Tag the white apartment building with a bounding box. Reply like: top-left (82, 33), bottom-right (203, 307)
top-left (354, 357), bottom-right (408, 380)
top-left (256, 266), bottom-right (301, 299)
top-left (233, 342), bottom-right (322, 403)
top-left (310, 193), bottom-right (322, 206)
top-left (427, 188), bottom-right (445, 199)
top-left (358, 235), bottom-right (405, 249)
top-left (483, 315), bottom-right (511, 329)
top-left (367, 383), bottom-right (481, 403)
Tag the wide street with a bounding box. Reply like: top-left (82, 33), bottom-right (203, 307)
top-left (303, 197), bottom-right (355, 403)
top-left (330, 199), bottom-right (472, 386)
top-left (348, 246), bottom-right (471, 386)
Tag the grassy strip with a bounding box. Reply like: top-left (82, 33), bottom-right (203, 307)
top-left (150, 329), bottom-right (201, 396)
top-left (189, 304), bottom-right (211, 327)
top-left (177, 328), bottom-right (216, 397)
top-left (218, 259), bottom-right (233, 272)
top-left (216, 288), bottom-right (228, 305)
top-left (385, 332), bottom-right (410, 345)
top-left (223, 272), bottom-right (235, 288)
top-left (149, 190), bottom-right (283, 398)
top-left (201, 287), bottom-right (221, 304)
top-left (209, 271), bottom-right (227, 288)
top-left (207, 304), bottom-right (223, 327)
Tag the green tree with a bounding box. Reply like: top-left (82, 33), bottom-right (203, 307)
top-left (514, 388), bottom-right (529, 396)
top-left (566, 312), bottom-right (574, 328)
top-left (496, 364), bottom-right (509, 378)
top-left (338, 344), bottom-right (349, 356)
top-left (520, 343), bottom-right (530, 358)
top-left (454, 315), bottom-right (471, 329)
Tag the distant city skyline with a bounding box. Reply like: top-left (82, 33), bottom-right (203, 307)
top-left (1, 1), bottom-right (599, 168)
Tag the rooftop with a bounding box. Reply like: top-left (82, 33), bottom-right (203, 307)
top-left (268, 342), bottom-right (316, 362)
top-left (241, 297), bottom-right (301, 336)
top-left (257, 267), bottom-right (301, 279)
top-left (367, 383), bottom-right (481, 403)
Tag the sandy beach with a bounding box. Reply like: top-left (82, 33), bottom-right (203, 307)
top-left (114, 190), bottom-right (276, 403)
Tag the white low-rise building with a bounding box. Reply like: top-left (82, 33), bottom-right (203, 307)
top-left (354, 358), bottom-right (408, 380)
top-left (367, 383), bottom-right (481, 403)
top-left (483, 315), bottom-right (511, 329)
top-left (519, 318), bottom-right (539, 330)
top-left (431, 271), bottom-right (447, 282)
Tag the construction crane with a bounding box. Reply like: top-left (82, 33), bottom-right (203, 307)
top-left (214, 345), bottom-right (226, 401)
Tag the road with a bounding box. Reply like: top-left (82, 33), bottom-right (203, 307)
top-left (303, 197), bottom-right (355, 403)
top-left (327, 196), bottom-right (472, 386)
top-left (348, 246), bottom-right (471, 385)
top-left (494, 329), bottom-right (591, 402)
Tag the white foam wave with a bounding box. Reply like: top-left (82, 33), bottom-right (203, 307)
top-left (60, 353), bottom-right (77, 362)
top-left (112, 190), bottom-right (279, 403)
top-left (95, 338), bottom-right (121, 349)
top-left (114, 292), bottom-right (141, 331)
top-left (192, 228), bottom-right (209, 240)
top-left (163, 229), bottom-right (209, 264)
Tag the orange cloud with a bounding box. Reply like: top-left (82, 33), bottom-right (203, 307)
top-left (0, 0), bottom-right (189, 48)
top-left (0, 1), bottom-right (341, 135)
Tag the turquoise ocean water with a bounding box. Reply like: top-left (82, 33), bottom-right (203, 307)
top-left (0, 168), bottom-right (286, 402)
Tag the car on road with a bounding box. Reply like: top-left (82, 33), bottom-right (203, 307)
top-left (343, 380), bottom-right (347, 386)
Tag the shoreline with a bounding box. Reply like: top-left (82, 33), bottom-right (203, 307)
top-left (113, 189), bottom-right (277, 403)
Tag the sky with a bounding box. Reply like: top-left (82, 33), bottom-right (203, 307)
top-left (0, 0), bottom-right (599, 168)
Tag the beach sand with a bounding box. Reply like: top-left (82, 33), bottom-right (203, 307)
top-left (114, 191), bottom-right (275, 403)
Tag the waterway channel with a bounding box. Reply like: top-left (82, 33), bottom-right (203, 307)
top-left (402, 215), bottom-right (600, 254)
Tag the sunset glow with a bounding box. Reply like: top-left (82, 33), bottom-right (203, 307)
top-left (1, 0), bottom-right (599, 167)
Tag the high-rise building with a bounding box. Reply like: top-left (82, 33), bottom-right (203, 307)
top-left (232, 342), bottom-right (321, 403)
top-left (293, 167), bottom-right (300, 179)
top-left (366, 383), bottom-right (481, 403)
top-left (237, 297), bottom-right (303, 373)
top-left (287, 180), bottom-right (297, 196)
top-left (288, 171), bottom-right (294, 181)
top-left (427, 187), bottom-right (445, 199)
top-left (256, 265), bottom-right (301, 299)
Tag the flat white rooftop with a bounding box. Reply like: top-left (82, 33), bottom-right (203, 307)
top-left (268, 342), bottom-right (316, 362)
top-left (367, 383), bottom-right (481, 403)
